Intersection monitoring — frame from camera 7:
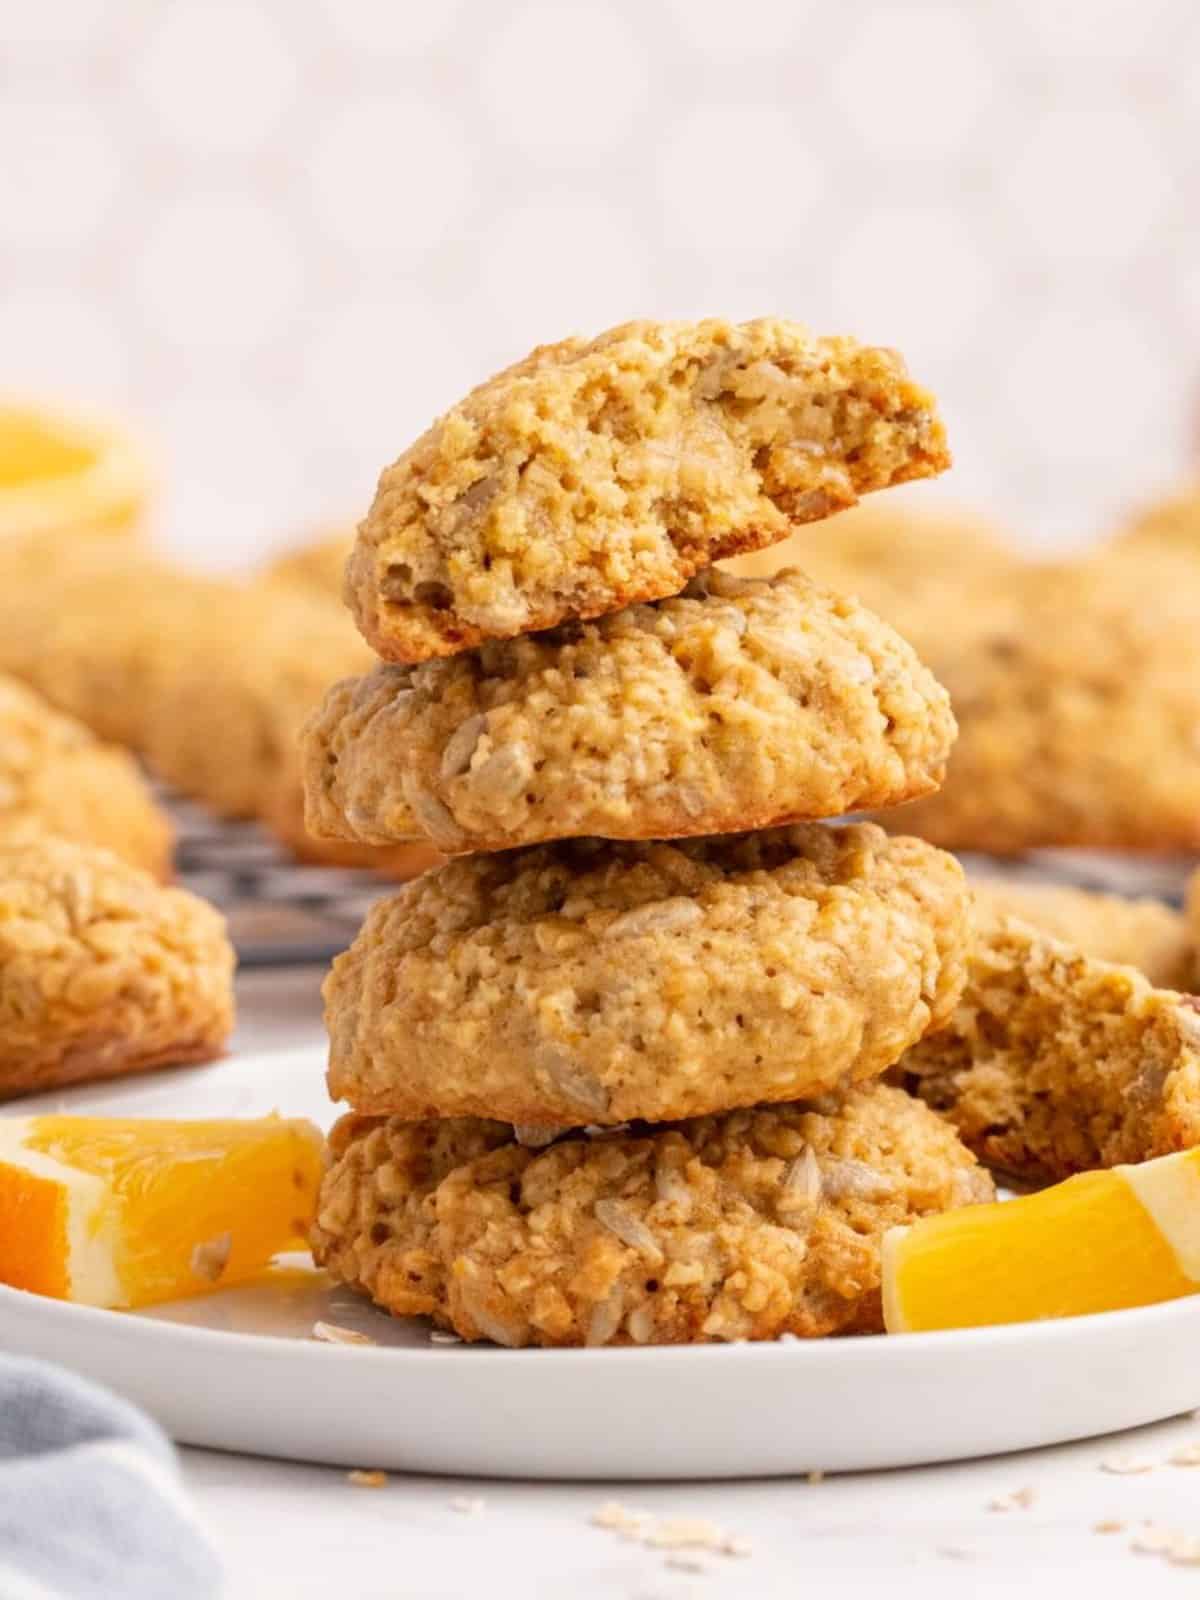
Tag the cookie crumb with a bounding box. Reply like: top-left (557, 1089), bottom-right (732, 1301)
top-left (1093, 1519), bottom-right (1125, 1534)
top-left (1132, 1525), bottom-right (1173, 1555)
top-left (988, 1486), bottom-right (1036, 1512)
top-left (807, 1470), bottom-right (825, 1484)
top-left (591, 1501), bottom-right (651, 1537)
top-left (1131, 1524), bottom-right (1200, 1565)
top-left (1099, 1454), bottom-right (1154, 1475)
top-left (313, 1321), bottom-right (375, 1346)
top-left (347, 1470), bottom-right (387, 1489)
top-left (449, 1495), bottom-right (485, 1514)
top-left (591, 1503), bottom-right (748, 1559)
top-left (644, 1518), bottom-right (726, 1551)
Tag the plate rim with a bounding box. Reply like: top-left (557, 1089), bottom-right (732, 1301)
top-left (9, 1042), bottom-right (1200, 1365)
top-left (3, 1276), bottom-right (1197, 1366)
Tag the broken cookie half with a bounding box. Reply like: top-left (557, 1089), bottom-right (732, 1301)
top-left (346, 317), bottom-right (950, 662)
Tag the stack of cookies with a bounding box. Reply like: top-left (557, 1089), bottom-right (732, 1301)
top-left (305, 319), bottom-right (995, 1346)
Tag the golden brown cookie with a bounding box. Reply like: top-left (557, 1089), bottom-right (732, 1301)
top-left (0, 837), bottom-right (235, 1098)
top-left (346, 318), bottom-right (950, 662)
top-left (1116, 482), bottom-right (1200, 557)
top-left (0, 547), bottom-right (407, 866)
top-left (891, 550), bottom-right (1200, 851)
top-left (324, 822), bottom-right (970, 1126)
top-left (971, 879), bottom-right (1194, 991)
top-left (725, 494), bottom-right (1017, 593)
top-left (311, 1083), bottom-right (993, 1346)
top-left (140, 581), bottom-right (373, 819)
top-left (896, 913), bottom-right (1200, 1182)
top-left (0, 547), bottom-right (222, 749)
top-left (261, 755), bottom-right (441, 879)
top-left (0, 675), bottom-right (172, 879)
top-left (265, 529), bottom-right (353, 601)
top-left (303, 567), bottom-right (956, 855)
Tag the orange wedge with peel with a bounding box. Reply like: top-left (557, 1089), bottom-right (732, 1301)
top-left (0, 1114), bottom-right (325, 1309)
top-left (883, 1146), bottom-right (1200, 1333)
top-left (0, 401), bottom-right (153, 541)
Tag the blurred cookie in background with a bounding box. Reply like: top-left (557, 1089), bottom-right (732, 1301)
top-left (0, 539), bottom-right (434, 879)
top-left (265, 528), bottom-right (353, 603)
top-left (971, 879), bottom-right (1194, 991)
top-left (887, 550), bottom-right (1200, 853)
top-left (1115, 482), bottom-right (1200, 557)
top-left (0, 836), bottom-right (234, 1098)
top-left (722, 495), bottom-right (1023, 651)
top-left (0, 542), bottom-right (224, 749)
top-left (140, 580), bottom-right (372, 820)
top-left (0, 674), bottom-right (172, 879)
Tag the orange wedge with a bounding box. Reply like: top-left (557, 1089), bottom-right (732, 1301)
top-left (0, 1114), bottom-right (325, 1309)
top-left (883, 1146), bottom-right (1200, 1333)
top-left (0, 401), bottom-right (153, 541)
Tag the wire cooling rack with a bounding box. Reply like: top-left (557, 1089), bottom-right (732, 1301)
top-left (167, 791), bottom-right (394, 969)
top-left (166, 779), bottom-right (1197, 971)
top-left (956, 849), bottom-right (1194, 909)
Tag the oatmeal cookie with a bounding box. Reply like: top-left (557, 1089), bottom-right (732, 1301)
top-left (0, 548), bottom-right (370, 820)
top-left (0, 837), bottom-right (235, 1097)
top-left (0, 546), bottom-right (414, 866)
top-left (346, 318), bottom-right (950, 661)
top-left (896, 914), bottom-right (1200, 1182)
top-left (0, 675), bottom-right (172, 879)
top-left (0, 549), bottom-right (225, 749)
top-left (0, 556), bottom-right (421, 868)
top-left (324, 822), bottom-right (970, 1126)
top-left (262, 754), bottom-right (441, 878)
top-left (892, 550), bottom-right (1200, 851)
top-left (1116, 482), bottom-right (1200, 557)
top-left (265, 529), bottom-right (353, 601)
top-left (971, 880), bottom-right (1193, 991)
top-left (725, 494), bottom-right (1016, 590)
top-left (140, 581), bottom-right (373, 820)
top-left (303, 567), bottom-right (956, 855)
top-left (311, 1083), bottom-right (993, 1346)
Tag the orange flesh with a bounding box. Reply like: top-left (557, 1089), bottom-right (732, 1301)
top-left (12, 1116), bottom-right (326, 1307)
top-left (888, 1167), bottom-right (1197, 1332)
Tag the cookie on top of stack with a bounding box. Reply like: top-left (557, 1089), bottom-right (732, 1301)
top-left (304, 317), bottom-right (995, 1347)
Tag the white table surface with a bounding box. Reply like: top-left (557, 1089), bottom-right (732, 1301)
top-left (186, 968), bottom-right (1200, 1600)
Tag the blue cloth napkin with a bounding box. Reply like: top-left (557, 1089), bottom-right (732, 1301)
top-left (0, 1357), bottom-right (220, 1599)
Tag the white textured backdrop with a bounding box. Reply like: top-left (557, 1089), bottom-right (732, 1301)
top-left (5, 0), bottom-right (1199, 566)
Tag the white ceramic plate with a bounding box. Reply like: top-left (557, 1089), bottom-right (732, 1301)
top-left (2, 1047), bottom-right (1198, 1480)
